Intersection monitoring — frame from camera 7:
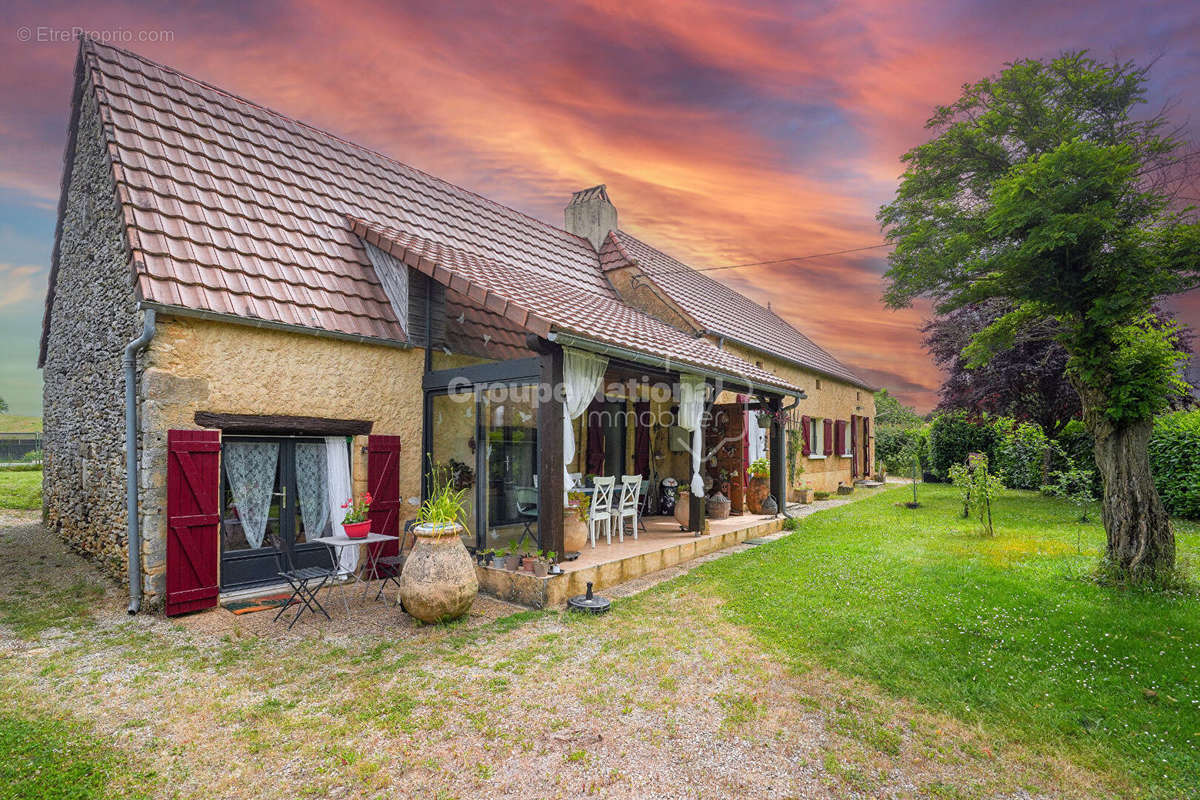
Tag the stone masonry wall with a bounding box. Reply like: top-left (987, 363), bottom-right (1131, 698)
top-left (138, 315), bottom-right (427, 605)
top-left (42, 77), bottom-right (141, 582)
top-left (720, 341), bottom-right (876, 495)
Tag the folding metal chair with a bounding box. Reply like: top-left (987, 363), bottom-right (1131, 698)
top-left (374, 520), bottom-right (416, 604)
top-left (273, 544), bottom-right (336, 630)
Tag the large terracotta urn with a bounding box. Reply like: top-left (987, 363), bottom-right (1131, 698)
top-left (674, 492), bottom-right (691, 529)
top-left (399, 522), bottom-right (478, 623)
top-left (564, 512), bottom-right (588, 553)
top-left (746, 476), bottom-right (770, 514)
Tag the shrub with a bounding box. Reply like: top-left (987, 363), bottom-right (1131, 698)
top-left (19, 449), bottom-right (42, 463)
top-left (1148, 411), bottom-right (1200, 519)
top-left (1042, 465), bottom-right (1097, 522)
top-left (928, 411), bottom-right (998, 480)
top-left (781, 516), bottom-right (801, 531)
top-left (876, 425), bottom-right (928, 474)
top-left (813, 490), bottom-right (831, 500)
top-left (991, 419), bottom-right (1053, 490)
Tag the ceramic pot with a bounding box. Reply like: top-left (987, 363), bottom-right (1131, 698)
top-left (504, 553), bottom-right (521, 571)
top-left (342, 520), bottom-right (370, 538)
top-left (706, 491), bottom-right (731, 520)
top-left (746, 476), bottom-right (769, 514)
top-left (674, 494), bottom-right (691, 529)
top-left (533, 561), bottom-right (548, 578)
top-left (795, 488), bottom-right (814, 504)
top-left (399, 522), bottom-right (478, 623)
top-left (564, 514), bottom-right (588, 552)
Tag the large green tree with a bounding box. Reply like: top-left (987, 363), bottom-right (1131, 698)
top-left (879, 53), bottom-right (1200, 582)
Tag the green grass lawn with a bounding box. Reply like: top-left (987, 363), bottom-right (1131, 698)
top-left (691, 484), bottom-right (1200, 799)
top-left (0, 470), bottom-right (41, 510)
top-left (0, 713), bottom-right (151, 800)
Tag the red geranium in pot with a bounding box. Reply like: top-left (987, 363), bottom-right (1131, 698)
top-left (340, 491), bottom-right (373, 538)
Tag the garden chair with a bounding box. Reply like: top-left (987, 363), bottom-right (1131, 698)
top-left (273, 542), bottom-right (336, 630)
top-left (588, 476), bottom-right (615, 547)
top-left (614, 475), bottom-right (641, 541)
top-left (515, 487), bottom-right (539, 540)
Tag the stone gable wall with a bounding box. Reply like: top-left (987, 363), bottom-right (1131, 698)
top-left (42, 76), bottom-right (141, 581)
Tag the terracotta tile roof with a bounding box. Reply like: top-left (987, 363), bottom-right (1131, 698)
top-left (351, 218), bottom-right (801, 394)
top-left (610, 231), bottom-right (874, 389)
top-left (46, 38), bottom-right (612, 351)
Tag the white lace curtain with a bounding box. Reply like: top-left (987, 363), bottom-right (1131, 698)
top-left (562, 348), bottom-right (608, 498)
top-left (325, 436), bottom-right (357, 572)
top-left (295, 442), bottom-right (329, 541)
top-left (746, 408), bottom-right (767, 464)
top-left (677, 375), bottom-right (708, 496)
top-left (224, 441), bottom-right (279, 549)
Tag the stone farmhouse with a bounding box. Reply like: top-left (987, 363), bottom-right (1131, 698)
top-left (40, 39), bottom-right (876, 614)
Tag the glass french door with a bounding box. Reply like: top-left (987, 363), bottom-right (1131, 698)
top-left (426, 383), bottom-right (539, 553)
top-left (219, 436), bottom-right (337, 591)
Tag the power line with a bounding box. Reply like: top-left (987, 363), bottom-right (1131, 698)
top-left (686, 242), bottom-right (891, 274)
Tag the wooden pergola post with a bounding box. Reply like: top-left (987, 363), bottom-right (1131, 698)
top-left (536, 341), bottom-right (565, 560)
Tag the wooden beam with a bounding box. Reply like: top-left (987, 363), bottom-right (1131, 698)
top-left (537, 342), bottom-right (565, 559)
top-left (768, 396), bottom-right (787, 511)
top-left (193, 412), bottom-right (373, 436)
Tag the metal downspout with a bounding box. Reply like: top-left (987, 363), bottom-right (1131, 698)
top-left (124, 308), bottom-right (155, 614)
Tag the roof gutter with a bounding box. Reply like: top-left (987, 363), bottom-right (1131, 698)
top-left (548, 332), bottom-right (805, 398)
top-left (123, 307), bottom-right (155, 614)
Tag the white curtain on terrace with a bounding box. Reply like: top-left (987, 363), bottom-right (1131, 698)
top-left (562, 348), bottom-right (608, 499)
top-left (325, 437), bottom-right (357, 572)
top-left (677, 374), bottom-right (708, 497)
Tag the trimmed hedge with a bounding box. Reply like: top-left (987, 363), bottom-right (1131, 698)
top-left (1148, 411), bottom-right (1200, 519)
top-left (928, 412), bottom-right (999, 480)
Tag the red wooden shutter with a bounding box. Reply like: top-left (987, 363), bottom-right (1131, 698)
top-left (366, 435), bottom-right (403, 577)
top-left (166, 429), bottom-right (220, 616)
top-left (801, 415), bottom-right (811, 456)
top-left (850, 415), bottom-right (859, 478)
top-left (863, 416), bottom-right (871, 474)
top-left (834, 420), bottom-right (846, 455)
top-left (823, 419), bottom-right (834, 456)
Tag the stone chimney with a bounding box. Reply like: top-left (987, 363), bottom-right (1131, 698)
top-left (564, 185), bottom-right (618, 251)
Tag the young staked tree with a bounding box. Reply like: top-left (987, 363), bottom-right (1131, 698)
top-left (879, 53), bottom-right (1200, 582)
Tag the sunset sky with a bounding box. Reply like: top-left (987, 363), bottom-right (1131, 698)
top-left (1, 1), bottom-right (1197, 416)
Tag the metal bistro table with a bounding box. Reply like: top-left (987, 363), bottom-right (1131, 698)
top-left (311, 532), bottom-right (399, 617)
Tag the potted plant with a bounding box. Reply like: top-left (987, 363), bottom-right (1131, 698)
top-left (674, 485), bottom-right (691, 529)
top-left (502, 541), bottom-right (521, 571)
top-left (813, 490), bottom-right (831, 501)
top-left (339, 491), bottom-right (373, 538)
top-left (533, 551), bottom-right (550, 577)
top-left (794, 483), bottom-right (814, 504)
top-left (746, 458), bottom-right (770, 513)
top-left (564, 491), bottom-right (590, 553)
top-left (399, 459), bottom-right (479, 623)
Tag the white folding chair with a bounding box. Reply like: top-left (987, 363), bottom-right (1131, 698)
top-left (588, 477), bottom-right (615, 547)
top-left (615, 475), bottom-right (641, 541)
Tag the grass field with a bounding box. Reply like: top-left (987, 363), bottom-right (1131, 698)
top-left (0, 470), bottom-right (40, 510)
top-left (0, 415), bottom-right (42, 433)
top-left (692, 483), bottom-right (1200, 799)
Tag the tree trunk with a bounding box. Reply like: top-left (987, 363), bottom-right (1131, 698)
top-left (1075, 383), bottom-right (1174, 580)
